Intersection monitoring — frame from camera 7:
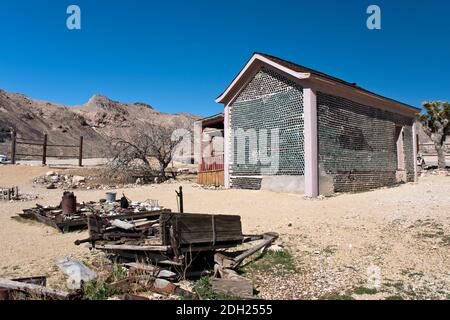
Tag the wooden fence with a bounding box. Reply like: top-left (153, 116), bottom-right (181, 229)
top-left (197, 154), bottom-right (224, 186)
top-left (10, 131), bottom-right (84, 167)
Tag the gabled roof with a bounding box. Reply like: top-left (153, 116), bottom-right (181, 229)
top-left (195, 113), bottom-right (224, 128)
top-left (216, 53), bottom-right (420, 114)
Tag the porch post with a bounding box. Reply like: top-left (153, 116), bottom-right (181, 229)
top-left (193, 121), bottom-right (203, 167)
top-left (223, 104), bottom-right (230, 188)
top-left (412, 122), bottom-right (418, 182)
top-left (303, 88), bottom-right (319, 197)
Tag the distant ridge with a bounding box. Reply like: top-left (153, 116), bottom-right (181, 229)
top-left (0, 90), bottom-right (199, 157)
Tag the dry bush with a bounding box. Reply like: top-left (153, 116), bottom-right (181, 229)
top-left (104, 121), bottom-right (191, 183)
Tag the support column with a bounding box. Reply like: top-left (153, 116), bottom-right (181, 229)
top-left (412, 122), bottom-right (418, 182)
top-left (223, 104), bottom-right (230, 188)
top-left (193, 121), bottom-right (203, 167)
top-left (303, 88), bottom-right (319, 197)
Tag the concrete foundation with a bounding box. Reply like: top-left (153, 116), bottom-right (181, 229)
top-left (260, 176), bottom-right (305, 194)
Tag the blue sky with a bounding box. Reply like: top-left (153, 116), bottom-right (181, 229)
top-left (0, 0), bottom-right (449, 116)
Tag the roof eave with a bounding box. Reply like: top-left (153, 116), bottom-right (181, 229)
top-left (215, 53), bottom-right (311, 104)
top-left (216, 53), bottom-right (419, 115)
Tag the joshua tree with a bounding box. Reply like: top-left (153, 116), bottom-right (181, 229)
top-left (417, 101), bottom-right (450, 170)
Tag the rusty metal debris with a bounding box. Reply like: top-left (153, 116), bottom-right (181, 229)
top-left (9, 188), bottom-right (279, 300)
top-left (78, 211), bottom-right (249, 266)
top-left (17, 192), bottom-right (170, 233)
top-left (0, 186), bottom-right (19, 201)
top-left (75, 206), bottom-right (278, 299)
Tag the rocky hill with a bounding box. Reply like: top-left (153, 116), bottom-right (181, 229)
top-left (0, 89), bottom-right (199, 158)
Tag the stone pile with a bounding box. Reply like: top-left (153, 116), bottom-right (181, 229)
top-left (33, 171), bottom-right (87, 190)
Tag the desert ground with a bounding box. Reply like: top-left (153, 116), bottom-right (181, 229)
top-left (0, 165), bottom-right (449, 300)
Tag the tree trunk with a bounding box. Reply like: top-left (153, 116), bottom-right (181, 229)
top-left (436, 145), bottom-right (446, 170)
top-left (158, 162), bottom-right (167, 180)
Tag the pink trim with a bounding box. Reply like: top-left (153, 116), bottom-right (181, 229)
top-left (216, 54), bottom-right (310, 104)
top-left (304, 88), bottom-right (319, 197)
top-left (224, 104), bottom-right (230, 188)
top-left (412, 122), bottom-right (419, 182)
top-left (216, 54), bottom-right (418, 118)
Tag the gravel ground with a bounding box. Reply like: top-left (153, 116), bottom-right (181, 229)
top-left (0, 165), bottom-right (449, 299)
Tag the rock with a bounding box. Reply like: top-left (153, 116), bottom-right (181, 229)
top-left (268, 245), bottom-right (284, 252)
top-left (55, 257), bottom-right (97, 290)
top-left (135, 178), bottom-right (143, 185)
top-left (46, 171), bottom-right (56, 177)
top-left (46, 183), bottom-right (56, 190)
top-left (72, 176), bottom-right (86, 184)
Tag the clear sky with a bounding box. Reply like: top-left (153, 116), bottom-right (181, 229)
top-left (0, 0), bottom-right (449, 116)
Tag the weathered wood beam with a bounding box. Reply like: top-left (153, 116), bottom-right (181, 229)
top-left (0, 279), bottom-right (70, 300)
top-left (93, 244), bottom-right (170, 252)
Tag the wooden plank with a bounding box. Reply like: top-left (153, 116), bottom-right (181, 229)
top-left (31, 212), bottom-right (62, 232)
top-left (93, 244), bottom-right (170, 252)
top-left (110, 219), bottom-right (135, 230)
top-left (197, 171), bottom-right (224, 186)
top-left (12, 276), bottom-right (46, 287)
top-left (125, 263), bottom-right (177, 280)
top-left (180, 242), bottom-right (241, 252)
top-left (106, 209), bottom-right (170, 221)
top-left (231, 232), bottom-right (279, 268)
top-left (178, 232), bottom-right (243, 244)
top-left (177, 218), bottom-right (241, 232)
top-left (93, 249), bottom-right (182, 266)
top-left (0, 279), bottom-right (69, 300)
top-left (160, 212), bottom-right (243, 245)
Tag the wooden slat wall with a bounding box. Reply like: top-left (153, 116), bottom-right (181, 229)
top-left (160, 213), bottom-right (243, 246)
top-left (197, 171), bottom-right (224, 186)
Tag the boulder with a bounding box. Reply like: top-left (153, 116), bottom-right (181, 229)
top-left (72, 176), bottom-right (86, 184)
top-left (46, 183), bottom-right (56, 190)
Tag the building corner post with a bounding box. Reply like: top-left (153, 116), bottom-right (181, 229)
top-left (412, 121), bottom-right (419, 183)
top-left (304, 88), bottom-right (319, 197)
top-left (224, 104), bottom-right (230, 188)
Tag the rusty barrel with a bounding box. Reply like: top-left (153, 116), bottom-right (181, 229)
top-left (61, 192), bottom-right (77, 215)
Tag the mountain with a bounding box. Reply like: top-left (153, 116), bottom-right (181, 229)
top-left (0, 89), bottom-right (199, 158)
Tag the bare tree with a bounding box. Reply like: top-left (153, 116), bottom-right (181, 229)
top-left (417, 101), bottom-right (450, 170)
top-left (108, 121), bottom-right (191, 182)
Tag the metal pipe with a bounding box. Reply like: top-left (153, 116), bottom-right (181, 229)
top-left (175, 186), bottom-right (184, 213)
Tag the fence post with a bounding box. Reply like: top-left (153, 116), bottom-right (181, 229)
top-left (42, 134), bottom-right (47, 166)
top-left (175, 186), bottom-right (184, 213)
top-left (79, 136), bottom-right (83, 167)
top-left (10, 130), bottom-right (16, 165)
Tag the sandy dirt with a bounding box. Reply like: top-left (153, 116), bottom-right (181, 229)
top-left (0, 165), bottom-right (449, 299)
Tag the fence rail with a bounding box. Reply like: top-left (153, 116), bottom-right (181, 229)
top-left (10, 131), bottom-right (84, 167)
